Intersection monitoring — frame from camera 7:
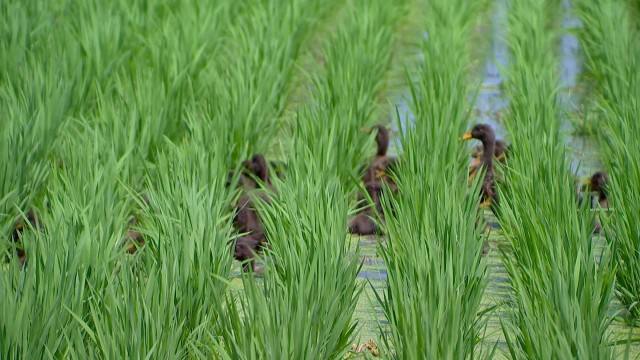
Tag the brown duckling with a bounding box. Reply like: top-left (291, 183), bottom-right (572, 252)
top-left (362, 125), bottom-right (398, 191)
top-left (584, 171), bottom-right (608, 209)
top-left (11, 209), bottom-right (40, 242)
top-left (348, 181), bottom-right (384, 236)
top-left (463, 124), bottom-right (497, 207)
top-left (9, 209), bottom-right (41, 267)
top-left (582, 171), bottom-right (608, 233)
top-left (230, 154), bottom-right (275, 271)
top-left (234, 235), bottom-right (263, 272)
top-left (123, 216), bottom-right (145, 254)
top-left (122, 194), bottom-right (151, 255)
top-left (242, 154), bottom-right (272, 188)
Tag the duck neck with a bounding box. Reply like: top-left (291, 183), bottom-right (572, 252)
top-left (598, 190), bottom-right (607, 202)
top-left (481, 139), bottom-right (495, 170)
top-left (253, 156), bottom-right (270, 184)
top-left (377, 140), bottom-right (388, 156)
top-left (257, 167), bottom-right (269, 183)
top-left (375, 127), bottom-right (389, 156)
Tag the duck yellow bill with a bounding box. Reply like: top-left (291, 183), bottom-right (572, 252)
top-left (582, 178), bottom-right (592, 186)
top-left (359, 127), bottom-right (372, 133)
top-left (462, 132), bottom-right (473, 141)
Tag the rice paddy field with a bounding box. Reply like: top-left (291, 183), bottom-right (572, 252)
top-left (2, 0), bottom-right (640, 358)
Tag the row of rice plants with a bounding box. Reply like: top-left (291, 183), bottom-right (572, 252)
top-left (205, 0), bottom-right (341, 166)
top-left (83, 1), bottom-right (344, 355)
top-left (61, 0), bottom-right (358, 356)
top-left (575, 0), bottom-right (640, 323)
top-left (217, 0), bottom-right (406, 358)
top-left (497, 0), bottom-right (615, 358)
top-left (377, 0), bottom-right (489, 357)
top-left (0, 0), bottom-right (327, 357)
top-left (0, 0), bottom-right (239, 242)
top-left (75, 132), bottom-right (236, 357)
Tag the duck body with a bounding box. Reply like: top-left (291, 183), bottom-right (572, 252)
top-left (123, 216), bottom-right (145, 254)
top-left (350, 126), bottom-right (399, 236)
top-left (230, 153), bottom-right (274, 271)
top-left (8, 209), bottom-right (41, 267)
top-left (463, 124), bottom-right (498, 206)
top-left (583, 171), bottom-right (608, 233)
top-left (233, 194), bottom-right (266, 243)
top-left (349, 181), bottom-right (385, 236)
top-left (588, 171), bottom-right (608, 209)
top-left (234, 235), bottom-right (263, 272)
top-left (362, 125), bottom-right (398, 191)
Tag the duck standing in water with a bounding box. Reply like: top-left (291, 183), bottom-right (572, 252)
top-left (122, 194), bottom-right (151, 255)
top-left (349, 125), bottom-right (398, 236)
top-left (123, 216), bottom-right (145, 254)
top-left (463, 124), bottom-right (497, 208)
top-left (348, 181), bottom-right (384, 236)
top-left (243, 154), bottom-right (272, 188)
top-left (229, 153), bottom-right (274, 272)
top-left (9, 209), bottom-right (41, 267)
top-left (584, 171), bottom-right (608, 209)
top-left (583, 171), bottom-right (609, 233)
top-left (362, 125), bottom-right (398, 191)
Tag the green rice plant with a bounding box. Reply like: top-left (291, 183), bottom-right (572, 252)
top-left (218, 159), bottom-right (361, 359)
top-left (497, 0), bottom-right (615, 358)
top-left (0, 61), bottom-right (73, 239)
top-left (75, 134), bottom-right (235, 358)
top-left (375, 0), bottom-right (489, 357)
top-left (0, 127), bottom-right (132, 357)
top-left (379, 169), bottom-right (487, 358)
top-left (2, 0), bottom-right (347, 357)
top-left (0, 119), bottom-right (236, 358)
top-left (206, 0), bottom-right (340, 167)
top-left (297, 0), bottom-right (406, 189)
top-left (575, 0), bottom-right (640, 323)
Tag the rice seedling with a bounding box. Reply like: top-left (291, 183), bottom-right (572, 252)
top-left (497, 0), bottom-right (615, 358)
top-left (375, 0), bottom-right (490, 357)
top-left (575, 0), bottom-right (640, 324)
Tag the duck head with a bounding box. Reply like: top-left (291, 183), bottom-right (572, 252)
top-left (11, 209), bottom-right (40, 242)
top-left (463, 124), bottom-right (496, 144)
top-left (463, 124), bottom-right (496, 162)
top-left (585, 171), bottom-right (608, 200)
top-left (242, 154), bottom-right (270, 184)
top-left (372, 125), bottom-right (389, 156)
